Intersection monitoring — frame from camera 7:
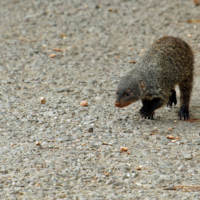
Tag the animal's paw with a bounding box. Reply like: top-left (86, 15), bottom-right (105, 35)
top-left (139, 106), bottom-right (154, 120)
top-left (179, 106), bottom-right (189, 120)
top-left (167, 98), bottom-right (177, 107)
top-left (167, 90), bottom-right (177, 107)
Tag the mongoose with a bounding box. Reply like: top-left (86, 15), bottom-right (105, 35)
top-left (115, 36), bottom-right (194, 120)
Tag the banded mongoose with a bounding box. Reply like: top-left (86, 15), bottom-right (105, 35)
top-left (115, 36), bottom-right (194, 120)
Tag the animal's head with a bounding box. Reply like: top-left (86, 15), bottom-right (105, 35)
top-left (115, 75), bottom-right (146, 108)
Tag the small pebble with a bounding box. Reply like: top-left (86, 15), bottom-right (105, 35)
top-left (40, 97), bottom-right (45, 104)
top-left (183, 153), bottom-right (193, 160)
top-left (88, 128), bottom-right (93, 133)
top-left (80, 100), bottom-right (88, 106)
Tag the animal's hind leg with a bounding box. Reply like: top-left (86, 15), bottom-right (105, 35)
top-left (179, 73), bottom-right (193, 120)
top-left (167, 89), bottom-right (177, 107)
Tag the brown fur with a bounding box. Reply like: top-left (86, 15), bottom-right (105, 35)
top-left (115, 36), bottom-right (194, 120)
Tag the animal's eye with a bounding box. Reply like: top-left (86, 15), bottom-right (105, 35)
top-left (126, 93), bottom-right (130, 96)
top-left (116, 92), bottom-right (119, 95)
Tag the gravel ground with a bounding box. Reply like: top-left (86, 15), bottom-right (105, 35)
top-left (1, 0), bottom-right (200, 199)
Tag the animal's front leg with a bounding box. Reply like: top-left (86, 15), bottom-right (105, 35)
top-left (139, 98), bottom-right (165, 119)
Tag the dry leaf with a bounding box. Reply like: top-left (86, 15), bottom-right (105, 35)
top-left (168, 127), bottom-right (173, 131)
top-left (52, 48), bottom-right (64, 52)
top-left (187, 19), bottom-right (200, 23)
top-left (166, 135), bottom-right (175, 139)
top-left (121, 147), bottom-right (129, 152)
top-left (187, 118), bottom-right (200, 123)
top-left (60, 33), bottom-right (66, 37)
top-left (129, 60), bottom-right (136, 64)
top-left (102, 142), bottom-right (113, 146)
top-left (193, 0), bottom-right (200, 6)
top-left (49, 54), bottom-right (56, 58)
top-left (17, 38), bottom-right (39, 42)
top-left (175, 185), bottom-right (200, 191)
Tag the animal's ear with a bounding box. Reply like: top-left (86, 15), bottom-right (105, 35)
top-left (138, 79), bottom-right (146, 92)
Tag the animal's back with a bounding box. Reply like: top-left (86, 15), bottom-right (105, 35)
top-left (136, 36), bottom-right (194, 86)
